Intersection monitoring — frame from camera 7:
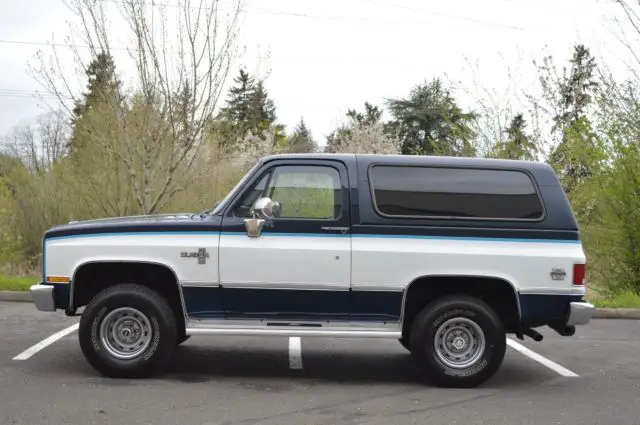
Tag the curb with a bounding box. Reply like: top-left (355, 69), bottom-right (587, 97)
top-left (594, 308), bottom-right (640, 320)
top-left (0, 291), bottom-right (32, 303)
top-left (2, 291), bottom-right (640, 319)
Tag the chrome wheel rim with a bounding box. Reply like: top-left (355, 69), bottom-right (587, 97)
top-left (434, 317), bottom-right (486, 369)
top-left (100, 307), bottom-right (153, 360)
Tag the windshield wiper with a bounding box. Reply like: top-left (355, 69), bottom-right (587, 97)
top-left (190, 200), bottom-right (222, 219)
top-left (190, 208), bottom-right (213, 219)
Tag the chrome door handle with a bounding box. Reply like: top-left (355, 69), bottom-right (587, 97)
top-left (321, 226), bottom-right (349, 233)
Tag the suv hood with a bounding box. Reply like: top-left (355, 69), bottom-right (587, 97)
top-left (44, 213), bottom-right (222, 239)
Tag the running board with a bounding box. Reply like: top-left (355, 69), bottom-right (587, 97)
top-left (185, 319), bottom-right (401, 338)
top-left (186, 327), bottom-right (401, 338)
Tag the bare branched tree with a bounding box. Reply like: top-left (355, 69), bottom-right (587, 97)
top-left (612, 1), bottom-right (640, 73)
top-left (599, 1), bottom-right (640, 131)
top-left (448, 53), bottom-right (528, 158)
top-left (37, 110), bottom-right (70, 169)
top-left (29, 0), bottom-right (243, 214)
top-left (1, 110), bottom-right (69, 173)
top-left (2, 125), bottom-right (37, 171)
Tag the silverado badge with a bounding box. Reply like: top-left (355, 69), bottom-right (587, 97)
top-left (550, 268), bottom-right (566, 281)
top-left (180, 248), bottom-right (209, 264)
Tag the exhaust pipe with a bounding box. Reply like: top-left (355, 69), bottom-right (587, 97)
top-left (522, 327), bottom-right (544, 342)
top-left (550, 323), bottom-right (576, 337)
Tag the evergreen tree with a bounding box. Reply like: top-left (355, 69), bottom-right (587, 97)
top-left (250, 80), bottom-right (277, 126)
top-left (173, 81), bottom-right (196, 148)
top-left (385, 78), bottom-right (477, 157)
top-left (554, 45), bottom-right (598, 130)
top-left (346, 102), bottom-right (383, 127)
top-left (72, 52), bottom-right (121, 124)
top-left (215, 69), bottom-right (285, 146)
top-left (489, 114), bottom-right (538, 161)
top-left (540, 44), bottom-right (601, 192)
top-left (217, 69), bottom-right (256, 138)
top-left (69, 52), bottom-right (121, 154)
top-left (287, 118), bottom-right (317, 153)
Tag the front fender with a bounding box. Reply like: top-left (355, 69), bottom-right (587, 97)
top-left (70, 256), bottom-right (184, 282)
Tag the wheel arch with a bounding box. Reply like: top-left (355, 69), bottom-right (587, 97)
top-left (69, 259), bottom-right (188, 333)
top-left (400, 273), bottom-right (522, 337)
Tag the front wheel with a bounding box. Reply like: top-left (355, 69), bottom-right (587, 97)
top-left (409, 295), bottom-right (506, 388)
top-left (78, 283), bottom-right (177, 378)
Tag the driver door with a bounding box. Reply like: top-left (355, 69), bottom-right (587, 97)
top-left (218, 159), bottom-right (352, 321)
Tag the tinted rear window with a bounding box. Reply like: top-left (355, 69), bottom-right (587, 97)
top-left (369, 165), bottom-right (544, 220)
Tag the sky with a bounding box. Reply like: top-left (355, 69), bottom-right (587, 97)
top-left (0, 0), bottom-right (634, 147)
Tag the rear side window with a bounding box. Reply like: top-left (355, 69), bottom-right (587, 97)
top-left (369, 165), bottom-right (544, 220)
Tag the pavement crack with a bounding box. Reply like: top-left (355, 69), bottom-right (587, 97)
top-left (219, 387), bottom-right (424, 425)
top-left (380, 392), bottom-right (497, 419)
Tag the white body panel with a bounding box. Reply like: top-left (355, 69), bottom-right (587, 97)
top-left (351, 236), bottom-right (587, 295)
top-left (45, 234), bottom-right (219, 285)
top-left (45, 232), bottom-right (586, 296)
top-left (218, 233), bottom-right (350, 289)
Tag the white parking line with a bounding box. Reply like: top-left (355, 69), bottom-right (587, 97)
top-left (506, 337), bottom-right (579, 377)
top-left (288, 336), bottom-right (303, 370)
top-left (13, 323), bottom-right (79, 361)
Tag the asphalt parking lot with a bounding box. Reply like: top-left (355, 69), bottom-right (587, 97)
top-left (1, 301), bottom-right (640, 425)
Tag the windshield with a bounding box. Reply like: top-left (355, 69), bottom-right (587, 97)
top-left (211, 159), bottom-right (262, 215)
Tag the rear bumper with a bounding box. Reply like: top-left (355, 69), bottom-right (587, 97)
top-left (567, 301), bottom-right (595, 326)
top-left (30, 283), bottom-right (55, 312)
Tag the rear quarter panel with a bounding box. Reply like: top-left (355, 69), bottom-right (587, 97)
top-left (351, 155), bottom-right (586, 296)
top-left (351, 235), bottom-right (586, 295)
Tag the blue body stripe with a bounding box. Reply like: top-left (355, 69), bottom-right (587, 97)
top-left (352, 234), bottom-right (579, 244)
top-left (44, 230), bottom-right (581, 244)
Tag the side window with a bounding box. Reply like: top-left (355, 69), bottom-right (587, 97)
top-left (233, 171), bottom-right (271, 218)
top-left (267, 165), bottom-right (342, 220)
top-left (370, 165), bottom-right (544, 220)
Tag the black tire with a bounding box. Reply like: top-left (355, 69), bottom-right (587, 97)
top-left (409, 295), bottom-right (506, 388)
top-left (78, 283), bottom-right (177, 378)
top-left (399, 337), bottom-right (411, 351)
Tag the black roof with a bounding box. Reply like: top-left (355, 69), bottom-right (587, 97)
top-left (262, 152), bottom-right (544, 168)
top-left (261, 153), bottom-right (557, 184)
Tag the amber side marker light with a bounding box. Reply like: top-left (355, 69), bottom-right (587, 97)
top-left (46, 276), bottom-right (70, 284)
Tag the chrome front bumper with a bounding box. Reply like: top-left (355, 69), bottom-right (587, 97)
top-left (30, 283), bottom-right (55, 312)
top-left (567, 301), bottom-right (596, 326)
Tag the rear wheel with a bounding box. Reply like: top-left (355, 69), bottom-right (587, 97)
top-left (409, 295), bottom-right (506, 388)
top-left (399, 337), bottom-right (411, 351)
top-left (78, 283), bottom-right (177, 378)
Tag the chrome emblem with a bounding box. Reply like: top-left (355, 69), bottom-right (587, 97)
top-left (181, 248), bottom-right (209, 264)
top-left (550, 268), bottom-right (566, 281)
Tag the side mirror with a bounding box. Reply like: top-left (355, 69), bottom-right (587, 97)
top-left (252, 197), bottom-right (274, 220)
top-left (244, 197), bottom-right (273, 237)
